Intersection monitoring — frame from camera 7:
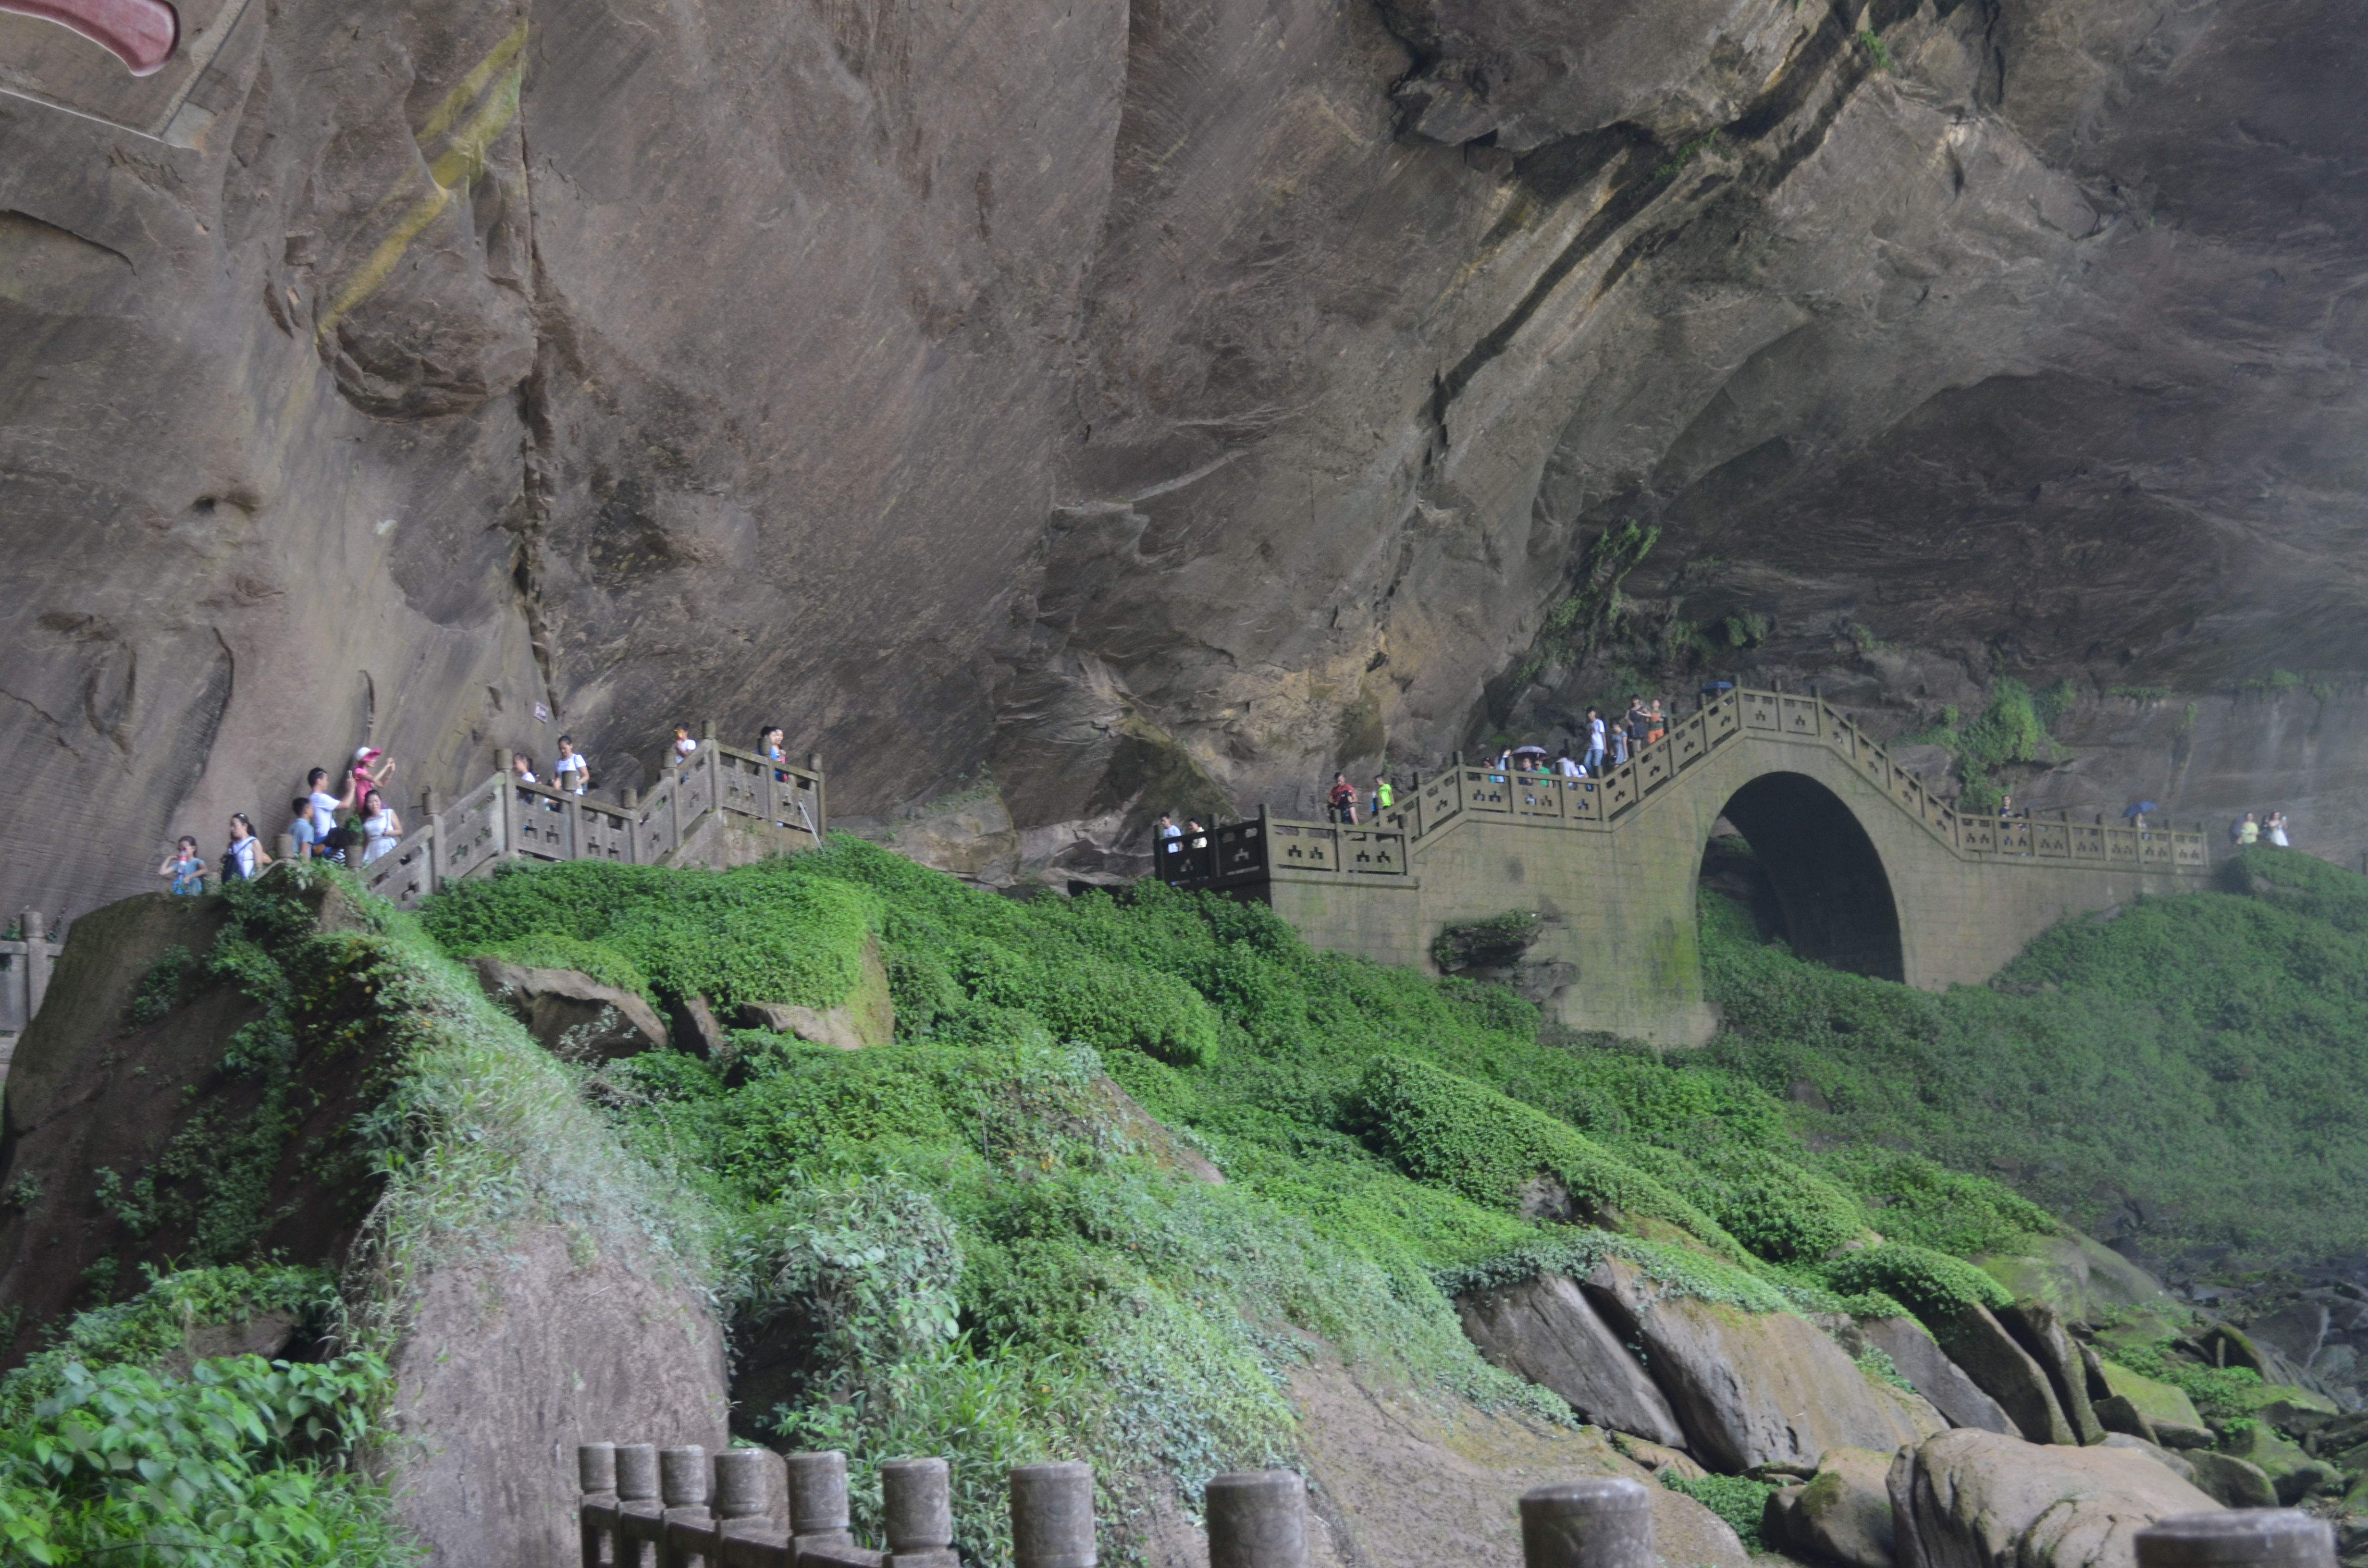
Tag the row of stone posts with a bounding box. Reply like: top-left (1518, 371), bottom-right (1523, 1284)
top-left (579, 1446), bottom-right (2334, 1568)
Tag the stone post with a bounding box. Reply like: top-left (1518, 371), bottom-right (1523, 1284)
top-left (883, 1458), bottom-right (956, 1568)
top-left (786, 1451), bottom-right (853, 1548)
top-left (2136, 1512), bottom-right (2334, 1568)
top-left (713, 1450), bottom-right (768, 1522)
top-left (617, 1444), bottom-right (661, 1568)
top-left (658, 1445), bottom-right (710, 1568)
top-left (421, 786), bottom-right (442, 888)
top-left (1010, 1462), bottom-right (1095, 1568)
top-left (1206, 1470), bottom-right (1305, 1568)
top-left (275, 833), bottom-right (298, 862)
top-left (1518, 1478), bottom-right (1653, 1568)
top-left (581, 1444), bottom-right (618, 1568)
top-left (22, 911), bottom-right (49, 1025)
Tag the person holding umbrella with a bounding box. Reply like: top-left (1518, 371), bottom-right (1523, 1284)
top-left (2122, 800), bottom-right (2158, 830)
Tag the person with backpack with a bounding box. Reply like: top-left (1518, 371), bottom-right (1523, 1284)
top-left (304, 769), bottom-right (351, 863)
top-left (1327, 773), bottom-right (1359, 824)
top-left (222, 814), bottom-right (273, 881)
top-left (159, 836), bottom-right (206, 895)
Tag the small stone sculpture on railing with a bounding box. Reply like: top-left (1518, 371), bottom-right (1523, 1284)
top-left (577, 1441), bottom-right (2335, 1568)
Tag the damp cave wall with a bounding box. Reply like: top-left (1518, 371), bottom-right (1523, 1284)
top-left (6, 0), bottom-right (2368, 926)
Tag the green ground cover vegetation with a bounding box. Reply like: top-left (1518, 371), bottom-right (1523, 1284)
top-left (405, 842), bottom-right (2068, 1556)
top-left (1702, 846), bottom-right (2368, 1262)
top-left (17, 831), bottom-right (2368, 1564)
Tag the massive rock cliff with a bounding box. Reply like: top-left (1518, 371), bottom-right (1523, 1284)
top-left (4, 0), bottom-right (2365, 918)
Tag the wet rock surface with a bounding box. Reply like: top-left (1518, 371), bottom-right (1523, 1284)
top-left (7, 0), bottom-right (2368, 925)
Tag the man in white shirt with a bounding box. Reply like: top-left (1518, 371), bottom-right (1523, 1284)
top-left (1583, 710), bottom-right (1606, 774)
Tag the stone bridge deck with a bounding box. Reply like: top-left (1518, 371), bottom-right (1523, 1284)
top-left (358, 733), bottom-right (826, 911)
top-left (1159, 688), bottom-right (2207, 1044)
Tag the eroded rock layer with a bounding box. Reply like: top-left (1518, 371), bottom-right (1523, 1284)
top-left (5, 0), bottom-right (2366, 917)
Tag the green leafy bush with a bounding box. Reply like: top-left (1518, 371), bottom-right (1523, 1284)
top-left (1348, 1056), bottom-right (1744, 1257)
top-left (461, 933), bottom-right (654, 1002)
top-left (1657, 1470), bottom-right (1777, 1548)
top-left (1819, 1243), bottom-right (2010, 1320)
top-left (1701, 853), bottom-right (2368, 1263)
top-left (0, 1267), bottom-right (337, 1424)
top-left (1624, 1145), bottom-right (1868, 1263)
top-left (0, 1352), bottom-right (401, 1566)
top-left (419, 858), bottom-right (876, 1010)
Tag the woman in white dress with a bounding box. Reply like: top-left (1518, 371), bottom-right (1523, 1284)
top-left (360, 790), bottom-right (403, 865)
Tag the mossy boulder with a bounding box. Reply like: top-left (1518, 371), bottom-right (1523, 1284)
top-left (1778, 1447), bottom-right (1896, 1568)
top-left (1976, 1235), bottom-right (2179, 1326)
top-left (2097, 1360), bottom-right (2205, 1432)
top-left (1583, 1255), bottom-right (1928, 1472)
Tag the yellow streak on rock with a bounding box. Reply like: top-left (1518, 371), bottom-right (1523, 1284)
top-left (315, 25), bottom-right (530, 340)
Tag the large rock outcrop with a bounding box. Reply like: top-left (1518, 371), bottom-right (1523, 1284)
top-left (1583, 1256), bottom-right (1935, 1472)
top-left (6, 0), bottom-right (2368, 924)
top-left (0, 880), bottom-right (731, 1566)
top-left (1888, 1429), bottom-right (2220, 1568)
top-left (1458, 1273), bottom-right (1690, 1449)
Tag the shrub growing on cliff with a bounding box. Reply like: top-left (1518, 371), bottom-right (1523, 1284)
top-left (1703, 849), bottom-right (2368, 1263)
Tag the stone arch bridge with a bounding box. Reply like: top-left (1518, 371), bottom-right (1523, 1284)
top-left (1159, 688), bottom-right (2208, 1044)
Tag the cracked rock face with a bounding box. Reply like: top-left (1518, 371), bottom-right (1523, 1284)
top-left (3, 0), bottom-right (2366, 921)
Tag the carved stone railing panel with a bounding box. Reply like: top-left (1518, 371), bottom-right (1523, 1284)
top-left (362, 830), bottom-right (437, 909)
top-left (1959, 816), bottom-right (1998, 855)
top-left (575, 800), bottom-right (635, 863)
top-left (1512, 771), bottom-right (1567, 821)
top-left (1462, 767), bottom-right (1511, 814)
top-left (1599, 763), bottom-right (1637, 817)
top-left (511, 783), bottom-right (576, 862)
top-left (1343, 829), bottom-right (1409, 877)
top-left (2034, 822), bottom-right (2071, 858)
top-left (1269, 818), bottom-right (1341, 874)
top-left (1635, 742), bottom-right (1674, 796)
top-left (1742, 690), bottom-right (1781, 731)
top-left (1779, 695), bottom-right (1823, 737)
top-left (438, 777), bottom-right (504, 882)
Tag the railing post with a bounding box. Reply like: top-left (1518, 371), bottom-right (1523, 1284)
top-left (581, 1443), bottom-right (618, 1568)
top-left (495, 751), bottom-right (517, 867)
top-left (617, 1444), bottom-right (660, 1568)
top-left (1206, 1470), bottom-right (1305, 1568)
top-left (21, 912), bottom-right (49, 1026)
top-left (1519, 1478), bottom-right (1653, 1568)
top-left (710, 1447), bottom-right (771, 1562)
top-left (422, 787), bottom-right (443, 890)
top-left (884, 1458), bottom-right (956, 1568)
top-left (2135, 1511), bottom-right (2333, 1568)
top-left (787, 1451), bottom-right (852, 1548)
top-left (275, 833), bottom-right (298, 862)
top-left (1010, 1462), bottom-right (1095, 1568)
top-left (657, 1446), bottom-right (709, 1568)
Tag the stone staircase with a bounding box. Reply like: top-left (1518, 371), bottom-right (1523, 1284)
top-left (358, 732), bottom-right (826, 912)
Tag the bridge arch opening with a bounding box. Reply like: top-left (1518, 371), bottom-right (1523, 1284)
top-left (1700, 771), bottom-right (1904, 982)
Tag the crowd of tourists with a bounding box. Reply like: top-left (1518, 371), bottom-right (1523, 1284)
top-left (157, 721), bottom-right (809, 897)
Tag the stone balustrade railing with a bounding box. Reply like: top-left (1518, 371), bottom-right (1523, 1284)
top-left (1158, 686), bottom-right (2208, 893)
top-left (353, 728), bottom-right (826, 911)
top-left (0, 911), bottom-right (62, 1041)
top-left (570, 1442), bottom-right (2331, 1568)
